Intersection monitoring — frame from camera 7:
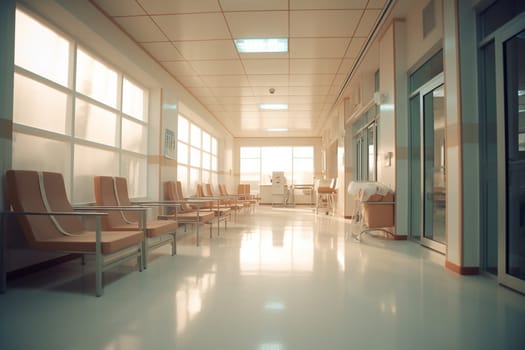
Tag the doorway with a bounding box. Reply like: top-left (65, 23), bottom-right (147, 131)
top-left (409, 73), bottom-right (447, 254)
top-left (496, 16), bottom-right (525, 293)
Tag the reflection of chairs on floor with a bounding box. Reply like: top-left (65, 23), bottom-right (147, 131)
top-left (316, 178), bottom-right (337, 215)
top-left (4, 170), bottom-right (144, 296)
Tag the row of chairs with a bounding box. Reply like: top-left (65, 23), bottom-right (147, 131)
top-left (1, 170), bottom-right (257, 297)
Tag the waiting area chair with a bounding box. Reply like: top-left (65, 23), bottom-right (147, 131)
top-left (93, 176), bottom-right (179, 268)
top-left (3, 170), bottom-right (144, 296)
top-left (316, 178), bottom-right (337, 215)
top-left (163, 180), bottom-right (215, 246)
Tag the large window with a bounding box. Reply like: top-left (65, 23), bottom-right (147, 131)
top-left (177, 115), bottom-right (218, 193)
top-left (12, 9), bottom-right (149, 203)
top-left (240, 146), bottom-right (314, 189)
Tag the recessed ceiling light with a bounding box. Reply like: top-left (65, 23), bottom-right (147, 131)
top-left (234, 38), bottom-right (288, 53)
top-left (265, 128), bottom-right (288, 132)
top-left (259, 103), bottom-right (288, 110)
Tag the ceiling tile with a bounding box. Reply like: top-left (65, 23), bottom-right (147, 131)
top-left (248, 75), bottom-right (289, 86)
top-left (190, 60), bottom-right (245, 75)
top-left (114, 16), bottom-right (167, 42)
top-left (354, 10), bottom-right (381, 37)
top-left (219, 0), bottom-right (288, 11)
top-left (289, 74), bottom-right (335, 86)
top-left (238, 52), bottom-right (289, 60)
top-left (290, 10), bottom-right (361, 37)
top-left (92, 0), bottom-right (146, 16)
top-left (153, 13), bottom-right (230, 41)
top-left (368, 0), bottom-right (388, 8)
top-left (242, 59), bottom-right (288, 75)
top-left (345, 37), bottom-right (366, 58)
top-left (290, 59), bottom-right (341, 74)
top-left (225, 11), bottom-right (288, 38)
top-left (290, 38), bottom-right (350, 58)
top-left (163, 61), bottom-right (198, 76)
top-left (219, 96), bottom-right (259, 105)
top-left (338, 58), bottom-right (355, 74)
top-left (251, 86), bottom-right (289, 96)
top-left (290, 0), bottom-right (368, 10)
top-left (189, 87), bottom-right (215, 97)
top-left (174, 40), bottom-right (238, 60)
top-left (201, 75), bottom-right (251, 87)
top-left (137, 0), bottom-right (221, 14)
top-left (288, 86), bottom-right (330, 96)
top-left (174, 75), bottom-right (207, 87)
top-left (141, 42), bottom-right (184, 61)
top-left (211, 87), bottom-right (254, 97)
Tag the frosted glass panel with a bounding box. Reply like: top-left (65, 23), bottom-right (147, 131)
top-left (177, 165), bottom-right (188, 190)
top-left (177, 142), bottom-right (188, 164)
top-left (15, 10), bottom-right (70, 86)
top-left (190, 147), bottom-right (201, 167)
top-left (122, 119), bottom-right (147, 154)
top-left (13, 73), bottom-right (69, 134)
top-left (76, 48), bottom-right (117, 108)
top-left (211, 155), bottom-right (217, 172)
top-left (241, 147), bottom-right (260, 158)
top-left (75, 98), bottom-right (117, 146)
top-left (121, 155), bottom-right (147, 198)
top-left (178, 116), bottom-right (189, 143)
top-left (211, 137), bottom-right (217, 155)
top-left (123, 78), bottom-right (146, 121)
top-left (12, 132), bottom-right (71, 192)
top-left (202, 171), bottom-right (210, 184)
top-left (293, 158), bottom-right (314, 184)
top-left (202, 131), bottom-right (211, 152)
top-left (294, 146), bottom-right (313, 158)
top-left (189, 168), bottom-right (200, 191)
top-left (74, 145), bottom-right (118, 203)
top-left (190, 124), bottom-right (201, 147)
top-left (202, 152), bottom-right (211, 170)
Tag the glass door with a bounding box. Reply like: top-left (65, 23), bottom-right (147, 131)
top-left (409, 94), bottom-right (421, 241)
top-left (420, 76), bottom-right (446, 253)
top-left (496, 18), bottom-right (525, 293)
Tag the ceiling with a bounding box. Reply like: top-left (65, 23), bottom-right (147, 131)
top-left (91, 0), bottom-right (390, 138)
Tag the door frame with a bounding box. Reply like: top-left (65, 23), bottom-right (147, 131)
top-left (496, 12), bottom-right (525, 293)
top-left (416, 73), bottom-right (447, 254)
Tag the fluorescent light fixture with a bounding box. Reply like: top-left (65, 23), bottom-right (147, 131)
top-left (265, 128), bottom-right (288, 132)
top-left (235, 38), bottom-right (288, 53)
top-left (259, 103), bottom-right (288, 110)
top-left (518, 90), bottom-right (525, 96)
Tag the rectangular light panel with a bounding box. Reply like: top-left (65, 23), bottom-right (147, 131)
top-left (235, 38), bottom-right (288, 53)
top-left (259, 103), bottom-right (288, 110)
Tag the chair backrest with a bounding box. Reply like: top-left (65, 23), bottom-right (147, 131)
top-left (175, 181), bottom-right (194, 212)
top-left (218, 184), bottom-right (228, 196)
top-left (195, 184), bottom-right (205, 197)
top-left (94, 176), bottom-right (137, 229)
top-left (6, 170), bottom-right (84, 246)
top-left (204, 184), bottom-right (214, 197)
top-left (164, 181), bottom-right (177, 201)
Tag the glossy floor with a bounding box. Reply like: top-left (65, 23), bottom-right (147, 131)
top-left (1, 206), bottom-right (524, 350)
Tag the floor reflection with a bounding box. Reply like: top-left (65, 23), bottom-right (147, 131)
top-left (240, 225), bottom-right (314, 274)
top-left (175, 265), bottom-right (216, 335)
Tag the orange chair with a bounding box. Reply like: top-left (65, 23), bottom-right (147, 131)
top-left (163, 181), bottom-right (215, 246)
top-left (93, 176), bottom-right (179, 268)
top-left (4, 170), bottom-right (144, 296)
